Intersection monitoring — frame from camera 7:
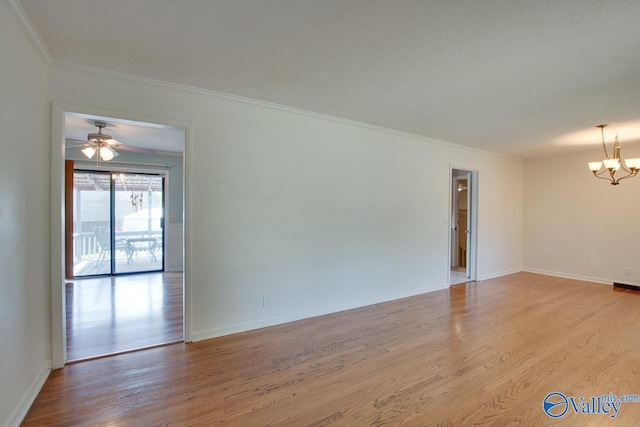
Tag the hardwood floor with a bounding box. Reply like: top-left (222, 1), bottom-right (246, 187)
top-left (25, 273), bottom-right (640, 425)
top-left (66, 272), bottom-right (183, 361)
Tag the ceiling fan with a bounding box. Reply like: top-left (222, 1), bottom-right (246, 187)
top-left (66, 120), bottom-right (153, 164)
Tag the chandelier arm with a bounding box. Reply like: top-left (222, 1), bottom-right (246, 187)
top-left (593, 169), bottom-right (610, 177)
top-left (613, 170), bottom-right (639, 184)
top-left (619, 162), bottom-right (632, 174)
top-left (592, 172), bottom-right (614, 183)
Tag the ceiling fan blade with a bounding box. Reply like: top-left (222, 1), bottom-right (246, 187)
top-left (66, 138), bottom-right (154, 155)
top-left (65, 138), bottom-right (91, 148)
top-left (116, 144), bottom-right (155, 154)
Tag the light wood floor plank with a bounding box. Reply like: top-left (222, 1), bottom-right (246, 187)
top-left (66, 272), bottom-right (183, 361)
top-left (23, 272), bottom-right (640, 425)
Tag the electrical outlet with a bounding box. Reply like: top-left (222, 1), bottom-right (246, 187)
top-left (624, 267), bottom-right (632, 276)
top-left (263, 296), bottom-right (270, 308)
top-left (169, 215), bottom-right (177, 222)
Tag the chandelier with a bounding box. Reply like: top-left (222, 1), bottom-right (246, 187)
top-left (588, 124), bottom-right (640, 185)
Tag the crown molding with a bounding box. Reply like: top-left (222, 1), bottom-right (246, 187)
top-left (4, 0), bottom-right (52, 63)
top-left (53, 60), bottom-right (519, 161)
top-left (50, 59), bottom-right (527, 164)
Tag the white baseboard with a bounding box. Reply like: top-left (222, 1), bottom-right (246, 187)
top-left (476, 268), bottom-right (522, 281)
top-left (4, 360), bottom-right (51, 427)
top-left (522, 267), bottom-right (613, 285)
top-left (192, 282), bottom-right (448, 342)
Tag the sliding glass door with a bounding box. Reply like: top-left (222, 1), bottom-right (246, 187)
top-left (72, 171), bottom-right (112, 276)
top-left (113, 173), bottom-right (164, 274)
top-left (72, 170), bottom-right (164, 277)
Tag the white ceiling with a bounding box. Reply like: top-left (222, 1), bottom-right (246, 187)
top-left (17, 0), bottom-right (640, 158)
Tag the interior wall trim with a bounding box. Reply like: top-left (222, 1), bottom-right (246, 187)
top-left (522, 267), bottom-right (613, 286)
top-left (50, 60), bottom-right (520, 161)
top-left (4, 360), bottom-right (51, 427)
top-left (3, 0), bottom-right (52, 64)
top-left (72, 160), bottom-right (173, 170)
top-left (475, 268), bottom-right (523, 282)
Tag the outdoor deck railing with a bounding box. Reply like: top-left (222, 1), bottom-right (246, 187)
top-left (73, 231), bottom-right (163, 261)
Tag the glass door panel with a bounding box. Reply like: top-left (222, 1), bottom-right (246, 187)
top-left (113, 173), bottom-right (164, 274)
top-left (73, 171), bottom-right (112, 276)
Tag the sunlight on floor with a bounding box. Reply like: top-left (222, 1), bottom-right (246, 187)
top-left (66, 272), bottom-right (183, 361)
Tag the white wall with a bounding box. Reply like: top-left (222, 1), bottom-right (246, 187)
top-left (48, 63), bottom-right (524, 341)
top-left (524, 146), bottom-right (640, 284)
top-left (0, 2), bottom-right (51, 426)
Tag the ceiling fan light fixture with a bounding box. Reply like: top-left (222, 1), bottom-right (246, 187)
top-left (81, 146), bottom-right (96, 159)
top-left (82, 121), bottom-right (120, 165)
top-left (99, 146), bottom-right (116, 161)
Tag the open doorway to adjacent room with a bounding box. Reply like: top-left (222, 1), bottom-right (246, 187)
top-left (62, 112), bottom-right (186, 362)
top-left (450, 168), bottom-right (478, 285)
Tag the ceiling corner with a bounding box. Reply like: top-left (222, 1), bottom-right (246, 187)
top-left (4, 0), bottom-right (52, 63)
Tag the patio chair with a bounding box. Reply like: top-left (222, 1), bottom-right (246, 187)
top-left (93, 226), bottom-right (111, 268)
top-left (92, 226), bottom-right (131, 270)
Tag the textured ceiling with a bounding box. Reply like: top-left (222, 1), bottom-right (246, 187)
top-left (17, 0), bottom-right (640, 157)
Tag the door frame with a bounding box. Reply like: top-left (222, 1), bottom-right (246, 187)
top-left (448, 166), bottom-right (478, 285)
top-left (51, 103), bottom-right (193, 368)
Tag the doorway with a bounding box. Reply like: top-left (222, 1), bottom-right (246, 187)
top-left (64, 117), bottom-right (181, 361)
top-left (51, 105), bottom-right (190, 366)
top-left (450, 168), bottom-right (477, 285)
